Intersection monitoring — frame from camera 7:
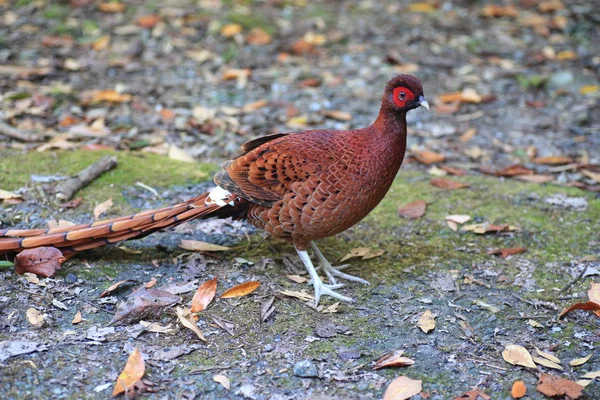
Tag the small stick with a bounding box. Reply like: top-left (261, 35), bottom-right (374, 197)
top-left (54, 156), bottom-right (118, 201)
top-left (0, 120), bottom-right (44, 142)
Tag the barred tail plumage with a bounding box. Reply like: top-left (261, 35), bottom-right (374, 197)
top-left (0, 191), bottom-right (245, 255)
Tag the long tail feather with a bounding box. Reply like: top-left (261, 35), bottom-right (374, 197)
top-left (0, 192), bottom-right (245, 255)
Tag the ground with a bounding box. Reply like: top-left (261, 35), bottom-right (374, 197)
top-left (0, 1), bottom-right (599, 399)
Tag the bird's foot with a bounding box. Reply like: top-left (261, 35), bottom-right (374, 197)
top-left (310, 242), bottom-right (370, 286)
top-left (311, 276), bottom-right (352, 305)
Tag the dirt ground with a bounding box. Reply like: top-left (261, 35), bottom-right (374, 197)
top-left (0, 1), bottom-right (599, 399)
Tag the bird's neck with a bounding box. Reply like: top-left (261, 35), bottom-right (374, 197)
top-left (372, 108), bottom-right (407, 146)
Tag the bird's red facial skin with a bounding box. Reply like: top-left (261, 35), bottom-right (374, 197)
top-left (392, 86), bottom-right (415, 108)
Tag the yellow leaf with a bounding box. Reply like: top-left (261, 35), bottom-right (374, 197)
top-left (112, 347), bottom-right (145, 396)
top-left (533, 356), bottom-right (563, 370)
top-left (534, 346), bottom-right (561, 364)
top-left (417, 310), bottom-right (436, 333)
top-left (180, 240), bottom-right (230, 252)
top-left (502, 344), bottom-right (537, 369)
top-left (303, 32), bottom-right (327, 45)
top-left (176, 307), bottom-right (207, 341)
top-left (168, 145), bottom-right (195, 163)
top-left (221, 281), bottom-right (261, 298)
top-left (580, 85), bottom-right (599, 95)
top-left (383, 376), bottom-right (422, 400)
top-left (93, 198), bottom-right (113, 220)
top-left (26, 308), bottom-right (44, 327)
top-left (71, 311), bottom-right (83, 324)
top-left (221, 23), bottom-right (242, 37)
top-left (408, 3), bottom-right (436, 13)
top-left (569, 354), bottom-right (592, 367)
top-left (213, 374), bottom-right (231, 390)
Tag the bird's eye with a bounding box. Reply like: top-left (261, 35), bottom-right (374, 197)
top-left (399, 91), bottom-right (406, 99)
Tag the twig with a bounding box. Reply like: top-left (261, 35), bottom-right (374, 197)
top-left (0, 120), bottom-right (44, 142)
top-left (559, 263), bottom-right (588, 294)
top-left (54, 156), bottom-right (118, 200)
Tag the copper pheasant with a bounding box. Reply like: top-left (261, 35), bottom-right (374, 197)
top-left (0, 74), bottom-right (428, 305)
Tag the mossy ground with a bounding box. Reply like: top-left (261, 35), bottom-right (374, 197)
top-left (0, 151), bottom-right (599, 399)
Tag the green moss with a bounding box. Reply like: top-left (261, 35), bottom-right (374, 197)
top-left (0, 150), bottom-right (217, 213)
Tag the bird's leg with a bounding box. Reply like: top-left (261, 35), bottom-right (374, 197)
top-left (295, 247), bottom-right (352, 306)
top-left (310, 242), bottom-right (370, 286)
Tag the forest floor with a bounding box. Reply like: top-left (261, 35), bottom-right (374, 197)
top-left (0, 1), bottom-right (599, 399)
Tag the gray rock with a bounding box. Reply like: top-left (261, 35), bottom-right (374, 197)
top-left (293, 359), bottom-right (318, 378)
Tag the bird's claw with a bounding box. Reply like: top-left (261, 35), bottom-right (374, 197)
top-left (313, 279), bottom-right (353, 306)
top-left (317, 263), bottom-right (370, 286)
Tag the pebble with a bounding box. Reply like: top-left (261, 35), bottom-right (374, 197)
top-left (293, 360), bottom-right (318, 378)
top-left (65, 274), bottom-right (77, 283)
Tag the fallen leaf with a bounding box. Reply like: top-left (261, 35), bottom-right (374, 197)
top-left (459, 128), bottom-right (477, 143)
top-left (533, 356), bottom-right (563, 370)
top-left (532, 156), bottom-right (574, 165)
top-left (92, 35), bottom-right (110, 51)
top-left (92, 90), bottom-right (131, 103)
top-left (397, 200), bottom-right (426, 219)
top-left (242, 99), bottom-right (268, 113)
top-left (323, 110), bottom-right (352, 121)
top-left (213, 374), bottom-right (231, 390)
top-left (93, 198), bottom-right (113, 220)
top-left (488, 248), bottom-right (526, 258)
top-left (569, 354), bottom-right (592, 367)
top-left (112, 347), bottom-right (145, 396)
top-left (246, 27), bottom-right (271, 45)
top-left (588, 282), bottom-right (600, 304)
top-left (261, 296), bottom-right (276, 321)
top-left (445, 215), bottom-right (471, 224)
top-left (462, 223), bottom-right (518, 234)
top-left (413, 150), bottom-right (445, 165)
top-left (580, 85), bottom-right (599, 95)
top-left (417, 310), bottom-right (436, 333)
top-left (440, 166), bottom-right (467, 176)
top-left (534, 347), bottom-right (561, 363)
top-left (559, 301), bottom-right (600, 319)
top-left (303, 31), bottom-right (327, 45)
top-left (72, 311), bottom-right (83, 324)
top-left (176, 307), bottom-right (206, 341)
top-left (286, 275), bottom-right (307, 283)
top-left (408, 3), bottom-right (436, 13)
top-left (0, 189), bottom-right (21, 200)
top-left (139, 320), bottom-right (176, 334)
top-left (222, 68), bottom-right (251, 81)
top-left (374, 350), bottom-right (415, 370)
top-left (473, 299), bottom-right (500, 313)
top-left (502, 344), bottom-right (537, 369)
top-left (515, 174), bottom-right (555, 184)
top-left (481, 4), bottom-right (518, 17)
top-left (278, 290), bottom-right (314, 301)
top-left (322, 302), bottom-right (340, 313)
top-left (180, 240), bottom-right (230, 252)
top-left (191, 278), bottom-right (217, 313)
top-left (137, 15), bottom-right (161, 29)
top-left (97, 2), bottom-right (125, 12)
top-left (430, 178), bottom-right (470, 190)
top-left (528, 319), bottom-right (544, 328)
top-left (221, 23), bottom-right (242, 37)
top-left (168, 145), bottom-right (195, 163)
top-left (454, 388), bottom-right (491, 400)
top-left (15, 247), bottom-right (65, 277)
top-left (537, 373), bottom-right (583, 399)
top-left (26, 308), bottom-right (44, 327)
top-left (511, 380), bottom-right (526, 398)
top-left (577, 370), bottom-right (600, 387)
top-left (340, 247), bottom-right (384, 262)
top-left (581, 169), bottom-right (600, 184)
top-left (383, 376), bottom-right (422, 400)
top-left (221, 281), bottom-right (260, 298)
top-left (111, 288), bottom-right (179, 324)
top-left (100, 279), bottom-right (136, 297)
top-left (482, 164), bottom-right (533, 177)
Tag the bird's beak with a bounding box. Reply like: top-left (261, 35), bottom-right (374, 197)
top-left (418, 95), bottom-right (429, 111)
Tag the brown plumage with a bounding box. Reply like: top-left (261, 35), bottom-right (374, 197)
top-left (0, 74), bottom-right (428, 304)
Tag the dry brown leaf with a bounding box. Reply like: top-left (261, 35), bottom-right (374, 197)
top-left (213, 374), bottom-right (231, 390)
top-left (112, 347), bottom-right (145, 396)
top-left (502, 344), bottom-right (537, 369)
top-left (100, 279), bottom-right (136, 297)
top-left (168, 145), bottom-right (195, 163)
top-left (532, 156), bottom-right (574, 165)
top-left (246, 27), bottom-right (271, 45)
top-left (222, 68), bottom-right (251, 81)
top-left (340, 247), bottom-right (384, 262)
top-left (588, 282), bottom-right (600, 304)
top-left (93, 198), bottom-right (113, 219)
top-left (511, 380), bottom-right (526, 398)
top-left (569, 354), bottom-right (592, 367)
top-left (279, 290), bottom-right (314, 301)
top-left (191, 277), bottom-right (217, 313)
top-left (397, 200), bottom-right (426, 219)
top-left (481, 4), bottom-right (518, 17)
top-left (176, 307), bottom-right (207, 341)
top-left (323, 110), bottom-right (352, 121)
top-left (374, 350), bottom-right (415, 370)
top-left (539, 0), bottom-right (564, 12)
top-left (515, 174), bottom-right (555, 184)
top-left (92, 90), bottom-right (131, 103)
top-left (488, 248), bottom-right (526, 258)
top-left (537, 373), bottom-right (583, 399)
top-left (137, 14), bottom-right (161, 29)
top-left (72, 311), bottom-right (83, 324)
top-left (533, 356), bottom-right (563, 370)
top-left (577, 370), bottom-right (600, 387)
top-left (180, 240), bottom-right (230, 252)
top-left (221, 281), bottom-right (260, 299)
top-left (430, 178), bottom-right (470, 190)
top-left (413, 150), bottom-right (445, 165)
top-left (445, 215), bottom-right (471, 224)
top-left (0, 189), bottom-right (21, 200)
top-left (15, 247), bottom-right (65, 277)
top-left (286, 275), bottom-right (307, 283)
top-left (459, 128), bottom-right (477, 143)
top-left (97, 2), bottom-right (125, 12)
top-left (581, 169), bottom-right (600, 183)
top-left (221, 23), bottom-right (242, 37)
top-left (26, 308), bottom-right (44, 327)
top-left (483, 164), bottom-right (533, 177)
top-left (383, 376), bottom-right (422, 400)
top-left (242, 99), bottom-right (268, 113)
top-left (559, 301), bottom-right (600, 319)
top-left (534, 347), bottom-right (561, 364)
top-left (417, 310), bottom-right (436, 333)
top-left (454, 388), bottom-right (491, 400)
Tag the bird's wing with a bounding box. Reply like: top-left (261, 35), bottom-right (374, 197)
top-left (214, 130), bottom-right (341, 207)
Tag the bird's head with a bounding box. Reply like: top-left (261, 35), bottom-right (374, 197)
top-left (384, 74), bottom-right (429, 113)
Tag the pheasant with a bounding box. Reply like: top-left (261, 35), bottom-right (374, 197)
top-left (0, 74), bottom-right (428, 305)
